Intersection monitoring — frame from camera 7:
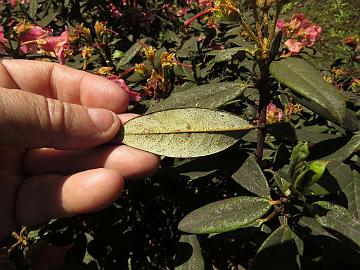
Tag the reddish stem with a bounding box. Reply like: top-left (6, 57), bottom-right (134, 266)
top-left (119, 67), bottom-right (136, 78)
top-left (184, 8), bottom-right (219, 27)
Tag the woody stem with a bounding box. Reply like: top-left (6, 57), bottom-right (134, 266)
top-left (255, 60), bottom-right (270, 167)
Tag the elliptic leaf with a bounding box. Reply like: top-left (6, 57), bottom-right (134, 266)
top-left (178, 196), bottom-right (272, 234)
top-left (232, 155), bottom-right (271, 198)
top-left (121, 108), bottom-right (254, 158)
top-left (147, 82), bottom-right (250, 113)
top-left (29, 0), bottom-right (38, 19)
top-left (270, 57), bottom-right (346, 125)
top-left (117, 40), bottom-right (145, 68)
top-left (323, 134), bottom-right (360, 161)
top-left (298, 216), bottom-right (337, 239)
top-left (206, 47), bottom-right (248, 62)
top-left (314, 201), bottom-right (360, 248)
top-left (175, 235), bottom-right (205, 270)
top-left (251, 224), bottom-right (300, 270)
top-left (334, 168), bottom-right (360, 220)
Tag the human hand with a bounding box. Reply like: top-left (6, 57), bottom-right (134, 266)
top-left (0, 59), bottom-right (160, 241)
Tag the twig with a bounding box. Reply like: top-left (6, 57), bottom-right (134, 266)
top-left (268, 0), bottom-right (282, 45)
top-left (251, 0), bottom-right (263, 45)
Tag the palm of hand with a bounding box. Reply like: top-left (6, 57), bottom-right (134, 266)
top-left (0, 60), bottom-right (159, 241)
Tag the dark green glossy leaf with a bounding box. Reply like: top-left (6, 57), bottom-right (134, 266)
top-left (323, 134), bottom-right (360, 161)
top-left (296, 127), bottom-right (340, 143)
top-left (314, 201), bottom-right (360, 248)
top-left (147, 82), bottom-right (250, 113)
top-left (330, 163), bottom-right (360, 219)
top-left (175, 235), bottom-right (204, 270)
top-left (270, 57), bottom-right (346, 125)
top-left (251, 224), bottom-right (300, 270)
top-left (232, 155), bottom-right (271, 198)
top-left (178, 196), bottom-right (272, 234)
top-left (298, 216), bottom-right (337, 239)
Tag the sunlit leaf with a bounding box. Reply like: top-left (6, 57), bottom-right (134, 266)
top-left (147, 82), bottom-right (250, 113)
top-left (270, 57), bottom-right (346, 125)
top-left (121, 108), bottom-right (255, 158)
top-left (178, 196), bottom-right (272, 234)
top-left (313, 201), bottom-right (360, 248)
top-left (232, 155), bottom-right (271, 198)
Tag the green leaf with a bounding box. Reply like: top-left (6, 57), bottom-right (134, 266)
top-left (298, 216), bottom-right (337, 239)
top-left (28, 0), bottom-right (38, 19)
top-left (37, 12), bottom-right (60, 27)
top-left (206, 47), bottom-right (248, 62)
top-left (323, 134), bottom-right (360, 161)
top-left (232, 155), bottom-right (271, 198)
top-left (121, 108), bottom-right (254, 158)
top-left (289, 142), bottom-right (309, 181)
top-left (294, 160), bottom-right (328, 193)
top-left (251, 224), bottom-right (300, 270)
top-left (147, 82), bottom-right (250, 113)
top-left (305, 160), bottom-right (348, 196)
top-left (117, 40), bottom-right (144, 68)
top-left (272, 170), bottom-right (291, 194)
top-left (313, 201), bottom-right (360, 248)
top-left (270, 57), bottom-right (346, 125)
top-left (175, 235), bottom-right (205, 270)
top-left (178, 196), bottom-right (272, 234)
top-left (333, 167), bottom-right (360, 219)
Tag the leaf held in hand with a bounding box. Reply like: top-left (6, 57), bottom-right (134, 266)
top-left (121, 108), bottom-right (255, 158)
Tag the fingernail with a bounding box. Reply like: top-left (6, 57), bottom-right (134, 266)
top-left (87, 108), bottom-right (115, 132)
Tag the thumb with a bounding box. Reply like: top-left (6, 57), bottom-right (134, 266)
top-left (0, 88), bottom-right (121, 149)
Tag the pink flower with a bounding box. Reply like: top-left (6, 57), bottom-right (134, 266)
top-left (19, 25), bottom-right (48, 54)
top-left (266, 103), bottom-right (283, 124)
top-left (276, 19), bottom-right (285, 31)
top-left (8, 0), bottom-right (30, 8)
top-left (284, 39), bottom-right (304, 54)
top-left (198, 0), bottom-right (213, 8)
top-left (39, 30), bottom-right (70, 64)
top-left (9, 0), bottom-right (16, 7)
top-left (277, 14), bottom-right (322, 56)
top-left (177, 7), bottom-right (189, 17)
top-left (108, 76), bottom-right (142, 102)
top-left (0, 26), bottom-right (8, 54)
top-left (302, 25), bottom-right (322, 46)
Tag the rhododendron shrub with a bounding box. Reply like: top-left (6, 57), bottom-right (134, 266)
top-left (1, 1), bottom-right (359, 269)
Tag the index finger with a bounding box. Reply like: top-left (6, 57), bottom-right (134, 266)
top-left (0, 59), bottom-right (129, 113)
